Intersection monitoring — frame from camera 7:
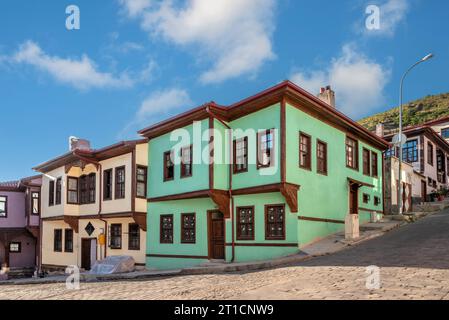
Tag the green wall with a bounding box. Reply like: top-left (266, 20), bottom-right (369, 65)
top-left (285, 103), bottom-right (383, 245)
top-left (148, 119), bottom-right (210, 198)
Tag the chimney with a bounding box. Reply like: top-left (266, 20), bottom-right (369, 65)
top-left (375, 123), bottom-right (384, 138)
top-left (317, 85), bottom-right (336, 108)
top-left (69, 136), bottom-right (91, 152)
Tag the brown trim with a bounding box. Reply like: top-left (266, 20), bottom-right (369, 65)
top-left (233, 137), bottom-right (249, 174)
top-left (257, 128), bottom-right (275, 169)
top-left (114, 166), bottom-right (126, 199)
top-left (264, 204), bottom-right (286, 241)
top-left (180, 213), bottom-right (196, 244)
top-left (232, 182), bottom-right (299, 196)
top-left (209, 117), bottom-right (214, 189)
top-left (55, 177), bottom-right (62, 205)
top-left (66, 176), bottom-right (79, 205)
top-left (207, 210), bottom-right (226, 260)
top-left (103, 168), bottom-right (113, 201)
top-left (236, 206), bottom-right (255, 241)
top-left (280, 98), bottom-right (286, 183)
top-left (316, 139), bottom-right (328, 175)
top-left (299, 132), bottom-right (312, 171)
top-left (131, 148), bottom-right (136, 211)
top-left (136, 165), bottom-right (148, 199)
top-left (362, 148), bottom-right (371, 176)
top-left (225, 243), bottom-right (297, 247)
top-left (298, 216), bottom-right (345, 224)
top-left (163, 150), bottom-right (174, 182)
top-left (347, 178), bottom-right (375, 188)
top-left (181, 144), bottom-right (193, 179)
top-left (128, 223), bottom-right (141, 251)
top-left (146, 254), bottom-right (208, 259)
top-left (346, 136), bottom-right (359, 171)
top-left (148, 189), bottom-right (210, 202)
top-left (138, 81), bottom-right (389, 151)
top-left (109, 223), bottom-right (122, 250)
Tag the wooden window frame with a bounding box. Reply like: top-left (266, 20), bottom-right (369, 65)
top-left (31, 191), bottom-right (40, 215)
top-left (0, 195), bottom-right (8, 218)
top-left (233, 137), bottom-right (248, 174)
top-left (9, 242), bottom-right (21, 253)
top-left (54, 229), bottom-right (62, 252)
top-left (163, 151), bottom-right (175, 182)
top-left (55, 177), bottom-right (62, 205)
top-left (236, 206), bottom-right (255, 241)
top-left (115, 166), bottom-right (126, 199)
top-left (66, 177), bottom-right (79, 205)
top-left (49, 180), bottom-right (55, 207)
top-left (64, 229), bottom-right (73, 252)
top-left (160, 214), bottom-right (174, 244)
top-left (402, 139), bottom-right (418, 163)
top-left (428, 142), bottom-right (434, 166)
top-left (88, 173), bottom-right (96, 204)
top-left (181, 213), bottom-right (196, 244)
top-left (136, 165), bottom-right (148, 199)
top-left (371, 152), bottom-right (378, 178)
top-left (363, 148), bottom-right (371, 176)
top-left (110, 224), bottom-right (122, 249)
top-left (299, 132), bottom-right (312, 171)
top-left (316, 139), bottom-right (328, 175)
top-left (265, 204), bottom-right (286, 241)
top-left (257, 129), bottom-right (274, 169)
top-left (374, 196), bottom-right (381, 206)
top-left (103, 169), bottom-right (113, 201)
top-left (79, 175), bottom-right (88, 204)
top-left (128, 223), bottom-right (140, 250)
top-left (346, 136), bottom-right (359, 171)
top-left (180, 145), bottom-right (193, 179)
top-left (363, 193), bottom-right (370, 204)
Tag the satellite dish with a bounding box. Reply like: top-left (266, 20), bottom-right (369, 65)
top-left (392, 134), bottom-right (407, 146)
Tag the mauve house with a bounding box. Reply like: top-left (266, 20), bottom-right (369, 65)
top-left (0, 175), bottom-right (41, 275)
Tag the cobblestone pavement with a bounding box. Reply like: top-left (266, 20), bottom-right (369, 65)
top-left (2, 211), bottom-right (449, 300)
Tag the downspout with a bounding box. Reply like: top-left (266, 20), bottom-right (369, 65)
top-left (205, 107), bottom-right (235, 262)
top-left (97, 163), bottom-right (107, 260)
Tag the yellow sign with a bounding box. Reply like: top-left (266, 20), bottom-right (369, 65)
top-left (98, 234), bottom-right (106, 245)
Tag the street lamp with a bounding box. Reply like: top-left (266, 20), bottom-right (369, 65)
top-left (398, 53), bottom-right (434, 215)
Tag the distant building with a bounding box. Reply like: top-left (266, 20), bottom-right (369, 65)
top-left (0, 175), bottom-right (41, 272)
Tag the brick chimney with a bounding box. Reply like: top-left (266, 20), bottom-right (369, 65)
top-left (375, 123), bottom-right (384, 138)
top-left (69, 136), bottom-right (91, 152)
top-left (317, 85), bottom-right (336, 108)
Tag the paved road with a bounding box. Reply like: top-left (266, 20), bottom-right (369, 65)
top-left (2, 211), bottom-right (449, 300)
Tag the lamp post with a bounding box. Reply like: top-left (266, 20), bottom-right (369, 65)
top-left (398, 53), bottom-right (434, 215)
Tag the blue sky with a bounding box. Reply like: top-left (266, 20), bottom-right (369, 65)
top-left (0, 0), bottom-right (448, 181)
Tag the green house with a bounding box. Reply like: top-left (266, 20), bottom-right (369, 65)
top-left (138, 81), bottom-right (389, 270)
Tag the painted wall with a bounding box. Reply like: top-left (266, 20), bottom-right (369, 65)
top-left (0, 234), bottom-right (36, 268)
top-left (229, 104), bottom-right (281, 189)
top-left (0, 191), bottom-right (26, 228)
top-left (285, 103), bottom-right (383, 245)
top-left (148, 120), bottom-right (210, 198)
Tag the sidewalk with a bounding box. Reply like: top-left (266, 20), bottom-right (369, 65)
top-left (0, 215), bottom-right (413, 286)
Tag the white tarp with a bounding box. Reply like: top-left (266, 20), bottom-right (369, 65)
top-left (89, 256), bottom-right (135, 275)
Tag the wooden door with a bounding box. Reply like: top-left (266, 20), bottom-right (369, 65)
top-left (421, 180), bottom-right (427, 203)
top-left (208, 211), bottom-right (225, 260)
top-left (349, 184), bottom-right (358, 214)
top-left (81, 239), bottom-right (92, 270)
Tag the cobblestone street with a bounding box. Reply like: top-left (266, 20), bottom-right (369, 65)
top-left (2, 210), bottom-right (449, 300)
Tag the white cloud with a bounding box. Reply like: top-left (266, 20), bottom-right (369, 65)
top-left (364, 0), bottom-right (409, 37)
top-left (119, 0), bottom-right (152, 18)
top-left (137, 88), bottom-right (193, 119)
top-left (12, 41), bottom-right (133, 90)
top-left (291, 44), bottom-right (391, 119)
top-left (120, 0), bottom-right (276, 83)
top-left (119, 87), bottom-right (194, 138)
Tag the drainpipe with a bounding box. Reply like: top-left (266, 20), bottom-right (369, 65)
top-left (205, 107), bottom-right (235, 262)
top-left (97, 163), bottom-right (107, 260)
